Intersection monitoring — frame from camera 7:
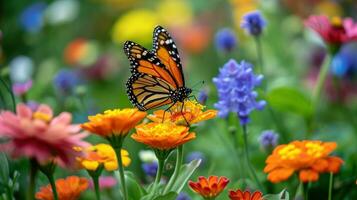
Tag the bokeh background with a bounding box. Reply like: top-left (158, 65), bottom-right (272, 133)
top-left (1, 0), bottom-right (357, 199)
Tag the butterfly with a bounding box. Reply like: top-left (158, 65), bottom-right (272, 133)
top-left (124, 25), bottom-right (192, 111)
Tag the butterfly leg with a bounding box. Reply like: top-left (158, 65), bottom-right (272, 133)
top-left (180, 101), bottom-right (190, 126)
top-left (162, 102), bottom-right (176, 123)
top-left (188, 95), bottom-right (198, 102)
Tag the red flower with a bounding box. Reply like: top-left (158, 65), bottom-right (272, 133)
top-left (229, 189), bottom-right (263, 200)
top-left (305, 15), bottom-right (357, 45)
top-left (188, 176), bottom-right (229, 199)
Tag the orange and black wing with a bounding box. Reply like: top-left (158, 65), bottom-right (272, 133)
top-left (126, 73), bottom-right (173, 111)
top-left (123, 41), bottom-right (179, 88)
top-left (153, 26), bottom-right (185, 87)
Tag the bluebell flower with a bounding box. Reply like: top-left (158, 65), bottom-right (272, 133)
top-left (53, 69), bottom-right (81, 95)
top-left (215, 28), bottom-right (237, 53)
top-left (186, 151), bottom-right (206, 167)
top-left (259, 130), bottom-right (279, 150)
top-left (176, 192), bottom-right (191, 200)
top-left (331, 43), bottom-right (357, 78)
top-left (213, 59), bottom-right (266, 124)
top-left (20, 2), bottom-right (46, 33)
top-left (241, 11), bottom-right (266, 36)
top-left (197, 89), bottom-right (209, 105)
top-left (142, 162), bottom-right (158, 177)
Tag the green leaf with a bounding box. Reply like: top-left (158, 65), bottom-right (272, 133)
top-left (153, 192), bottom-right (178, 200)
top-left (263, 189), bottom-right (289, 200)
top-left (266, 87), bottom-right (313, 118)
top-left (125, 171), bottom-right (147, 200)
top-left (169, 159), bottom-right (201, 193)
top-left (0, 153), bottom-right (9, 184)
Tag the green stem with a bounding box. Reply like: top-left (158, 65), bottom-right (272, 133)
top-left (255, 36), bottom-right (264, 74)
top-left (328, 172), bottom-right (333, 200)
top-left (163, 145), bottom-right (183, 193)
top-left (231, 126), bottom-right (243, 180)
top-left (152, 158), bottom-right (165, 196)
top-left (242, 125), bottom-right (264, 191)
top-left (0, 77), bottom-right (16, 111)
top-left (92, 175), bottom-right (101, 200)
top-left (313, 54), bottom-right (331, 107)
top-left (27, 159), bottom-right (38, 200)
top-left (46, 173), bottom-right (58, 200)
top-left (303, 182), bottom-right (309, 200)
top-left (114, 147), bottom-right (128, 200)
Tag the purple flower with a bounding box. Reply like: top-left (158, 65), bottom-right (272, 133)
top-left (259, 130), bottom-right (279, 150)
top-left (53, 69), bottom-right (81, 95)
top-left (20, 2), bottom-right (46, 33)
top-left (89, 176), bottom-right (117, 190)
top-left (331, 43), bottom-right (357, 78)
top-left (213, 59), bottom-right (266, 124)
top-left (241, 11), bottom-right (266, 36)
top-left (142, 162), bottom-right (158, 177)
top-left (12, 80), bottom-right (32, 96)
top-left (186, 151), bottom-right (206, 167)
top-left (197, 89), bottom-right (209, 105)
top-left (215, 28), bottom-right (237, 53)
top-left (27, 101), bottom-right (39, 111)
top-left (176, 192), bottom-right (191, 200)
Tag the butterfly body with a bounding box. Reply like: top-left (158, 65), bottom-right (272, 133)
top-left (124, 26), bottom-right (191, 111)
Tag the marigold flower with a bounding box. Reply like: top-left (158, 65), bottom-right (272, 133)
top-left (264, 140), bottom-right (344, 183)
top-left (131, 122), bottom-right (195, 150)
top-left (188, 176), bottom-right (230, 199)
top-left (229, 189), bottom-right (263, 200)
top-left (305, 15), bottom-right (357, 46)
top-left (147, 100), bottom-right (217, 126)
top-left (76, 143), bottom-right (130, 171)
top-left (35, 176), bottom-right (88, 200)
top-left (81, 108), bottom-right (146, 137)
top-left (0, 103), bottom-right (88, 167)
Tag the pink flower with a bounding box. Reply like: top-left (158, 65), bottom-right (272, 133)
top-left (304, 15), bottom-right (357, 45)
top-left (89, 176), bottom-right (117, 190)
top-left (12, 80), bottom-right (33, 96)
top-left (0, 103), bottom-right (88, 167)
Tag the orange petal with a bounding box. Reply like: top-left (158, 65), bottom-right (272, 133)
top-left (299, 169), bottom-right (319, 182)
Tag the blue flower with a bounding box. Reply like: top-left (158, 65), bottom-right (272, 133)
top-left (197, 89), bottom-right (209, 105)
top-left (176, 192), bottom-right (191, 200)
top-left (20, 2), bottom-right (46, 33)
top-left (331, 43), bottom-right (357, 78)
top-left (53, 69), bottom-right (81, 95)
top-left (142, 162), bottom-right (158, 177)
top-left (259, 130), bottom-right (279, 150)
top-left (213, 59), bottom-right (265, 124)
top-left (215, 28), bottom-right (237, 53)
top-left (241, 11), bottom-right (266, 36)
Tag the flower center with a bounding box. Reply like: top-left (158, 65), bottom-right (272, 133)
top-left (33, 111), bottom-right (52, 122)
top-left (331, 16), bottom-right (342, 28)
top-left (278, 144), bottom-right (301, 160)
top-left (305, 142), bottom-right (324, 158)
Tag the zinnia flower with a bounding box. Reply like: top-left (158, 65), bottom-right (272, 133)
top-left (213, 59), bottom-right (265, 124)
top-left (131, 122), bottom-right (195, 150)
top-left (76, 143), bottom-right (130, 171)
top-left (81, 108), bottom-right (146, 137)
top-left (229, 189), bottom-right (263, 200)
top-left (241, 11), bottom-right (266, 36)
top-left (305, 15), bottom-right (357, 46)
top-left (188, 176), bottom-right (230, 199)
top-left (147, 100), bottom-right (217, 126)
top-left (88, 176), bottom-right (117, 190)
top-left (215, 28), bottom-right (237, 53)
top-left (0, 103), bottom-right (88, 167)
top-left (264, 140), bottom-right (344, 183)
top-left (35, 176), bottom-right (88, 200)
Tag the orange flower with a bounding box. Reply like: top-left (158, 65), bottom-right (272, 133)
top-left (229, 189), bottom-right (263, 200)
top-left (76, 143), bottom-right (131, 171)
top-left (188, 176), bottom-right (230, 199)
top-left (147, 100), bottom-right (217, 126)
top-left (81, 108), bottom-right (146, 137)
top-left (131, 122), bottom-right (195, 150)
top-left (35, 176), bottom-right (88, 200)
top-left (264, 140), bottom-right (344, 183)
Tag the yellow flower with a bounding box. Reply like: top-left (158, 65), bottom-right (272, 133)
top-left (157, 0), bottom-right (193, 27)
top-left (230, 0), bottom-right (257, 29)
top-left (131, 122), bottom-right (196, 150)
top-left (81, 108), bottom-right (146, 137)
top-left (111, 9), bottom-right (159, 45)
top-left (147, 100), bottom-right (217, 126)
top-left (77, 143), bottom-right (130, 171)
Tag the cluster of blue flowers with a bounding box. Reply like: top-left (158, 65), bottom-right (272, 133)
top-left (241, 11), bottom-right (266, 36)
top-left (213, 59), bottom-right (266, 124)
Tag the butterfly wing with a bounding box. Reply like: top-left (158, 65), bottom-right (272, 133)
top-left (153, 26), bottom-right (185, 87)
top-left (124, 41), bottom-right (179, 88)
top-left (126, 73), bottom-right (173, 111)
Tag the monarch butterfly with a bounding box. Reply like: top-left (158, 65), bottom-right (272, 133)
top-left (124, 25), bottom-right (192, 111)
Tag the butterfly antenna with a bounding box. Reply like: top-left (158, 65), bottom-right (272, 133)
top-left (191, 80), bottom-right (205, 90)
